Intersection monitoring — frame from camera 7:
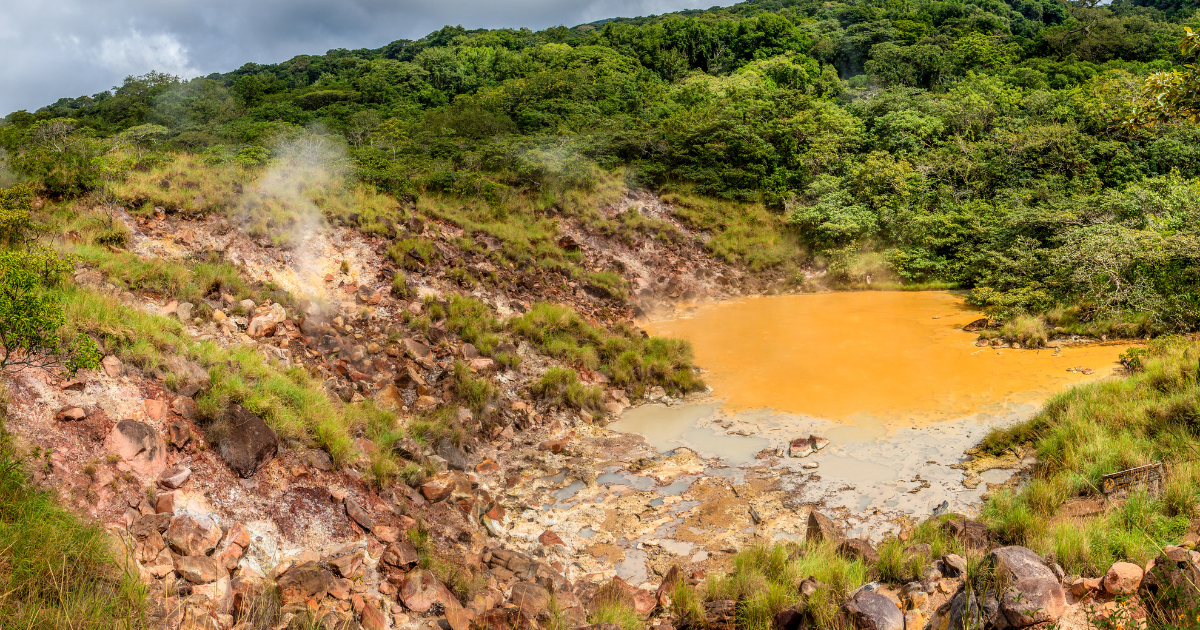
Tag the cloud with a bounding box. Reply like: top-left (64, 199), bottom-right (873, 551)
top-left (97, 30), bottom-right (199, 78)
top-left (0, 0), bottom-right (735, 115)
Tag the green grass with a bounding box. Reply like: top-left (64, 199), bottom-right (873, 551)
top-left (703, 541), bottom-right (868, 630)
top-left (874, 515), bottom-right (962, 583)
top-left (509, 302), bottom-right (704, 398)
top-left (531, 367), bottom-right (604, 411)
top-left (0, 438), bottom-right (147, 628)
top-left (588, 601), bottom-right (644, 630)
top-left (660, 189), bottom-right (801, 272)
top-left (978, 336), bottom-right (1200, 575)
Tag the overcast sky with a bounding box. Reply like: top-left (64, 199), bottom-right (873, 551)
top-left (0, 0), bottom-right (737, 115)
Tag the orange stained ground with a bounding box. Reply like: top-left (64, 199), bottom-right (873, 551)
top-left (644, 291), bottom-right (1133, 425)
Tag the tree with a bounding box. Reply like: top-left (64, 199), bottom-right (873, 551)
top-left (119, 124), bottom-right (169, 159)
top-left (0, 184), bottom-right (34, 245)
top-left (0, 249), bottom-right (100, 374)
top-left (1127, 27), bottom-right (1200, 126)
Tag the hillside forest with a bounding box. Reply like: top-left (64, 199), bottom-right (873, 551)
top-left (3, 0), bottom-right (1200, 339)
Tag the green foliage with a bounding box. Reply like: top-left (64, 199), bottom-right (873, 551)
top-left (0, 249), bottom-right (100, 374)
top-left (0, 183), bottom-right (35, 244)
top-left (531, 367), bottom-right (604, 411)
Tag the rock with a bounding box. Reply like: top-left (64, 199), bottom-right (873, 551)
top-left (374, 525), bottom-right (399, 544)
top-left (276, 561), bottom-right (333, 604)
top-left (215, 404), bottom-right (278, 478)
top-left (330, 549), bottom-right (365, 578)
top-left (789, 438), bottom-right (813, 458)
top-left (942, 554), bottom-right (968, 578)
top-left (963, 318), bottom-right (989, 332)
top-left (1140, 546), bottom-right (1200, 621)
top-left (902, 610), bottom-right (924, 630)
top-left (102, 355), bottom-right (123, 377)
top-left (193, 575), bottom-right (233, 615)
top-left (806, 510), bottom-right (843, 544)
top-left (156, 491), bottom-right (177, 514)
top-left (56, 407), bottom-right (86, 421)
top-left (175, 554), bottom-right (223, 584)
top-left (158, 466), bottom-right (191, 489)
top-left (511, 582), bottom-right (550, 618)
top-left (345, 497), bottom-right (374, 530)
top-left (145, 398), bottom-right (167, 421)
top-left (165, 513), bottom-right (223, 557)
top-left (420, 474), bottom-right (455, 502)
top-left (403, 338), bottom-right (432, 361)
top-left (901, 582), bottom-right (927, 609)
top-left (808, 435), bottom-right (829, 451)
top-left (704, 600), bottom-right (737, 630)
top-left (177, 302), bottom-right (193, 323)
top-left (247, 303), bottom-right (286, 338)
top-left (105, 418), bottom-right (167, 478)
top-left (841, 590), bottom-right (903, 630)
top-left (375, 385), bottom-right (404, 411)
top-left (168, 420), bottom-right (191, 447)
top-left (944, 519), bottom-right (989, 550)
top-left (773, 607), bottom-right (806, 630)
top-left (799, 577), bottom-right (825, 598)
top-left (657, 565), bottom-right (683, 606)
top-left (475, 459), bottom-right (500, 473)
top-left (461, 344), bottom-right (479, 359)
top-left (362, 601), bottom-right (389, 630)
top-left (1103, 561), bottom-right (1143, 595)
top-left (437, 438), bottom-right (468, 471)
top-left (398, 569), bottom-right (443, 613)
top-left (129, 513), bottom-right (171, 538)
top-left (172, 396), bottom-right (197, 420)
top-left (382, 542), bottom-right (420, 570)
top-left (838, 539), bottom-right (880, 564)
top-left (538, 530), bottom-right (564, 547)
top-left (990, 546), bottom-right (1066, 626)
top-left (414, 395), bottom-right (438, 411)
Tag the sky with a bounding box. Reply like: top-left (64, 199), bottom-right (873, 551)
top-left (0, 0), bottom-right (735, 115)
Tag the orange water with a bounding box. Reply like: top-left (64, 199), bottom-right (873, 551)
top-left (645, 292), bottom-right (1132, 425)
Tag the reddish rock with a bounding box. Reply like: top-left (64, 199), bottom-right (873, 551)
top-left (382, 542), bottom-right (419, 570)
top-left (374, 525), bottom-right (399, 544)
top-left (158, 466), bottom-right (191, 489)
top-left (330, 549), bottom-right (365, 578)
top-left (420, 474), bottom-right (455, 502)
top-left (806, 511), bottom-right (843, 544)
top-left (345, 497), bottom-right (375, 530)
top-left (174, 554), bottom-right (222, 584)
top-left (1103, 562), bottom-right (1144, 596)
top-left (538, 530), bottom-right (564, 547)
top-left (165, 513), bottom-right (223, 556)
top-left (362, 601), bottom-right (389, 630)
top-left (538, 439), bottom-right (569, 453)
top-left (102, 355), bottom-right (123, 377)
top-left (145, 398), bottom-right (167, 421)
top-left (106, 418), bottom-right (167, 478)
top-left (399, 569), bottom-right (442, 613)
top-left (475, 459), bottom-right (500, 473)
top-left (155, 491), bottom-right (177, 514)
top-left (276, 561), bottom-right (333, 604)
top-left (56, 407), bottom-right (86, 421)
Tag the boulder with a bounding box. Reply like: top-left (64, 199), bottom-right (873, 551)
top-left (176, 302), bottom-right (193, 323)
top-left (511, 582), bottom-right (550, 618)
top-left (773, 607), bottom-right (807, 630)
top-left (838, 539), bottom-right (880, 564)
top-left (158, 466), bottom-right (191, 489)
top-left (246, 303), bottom-right (286, 338)
top-left (1103, 561), bottom-right (1144, 596)
top-left (175, 554), bottom-right (223, 584)
top-left (990, 546), bottom-right (1066, 627)
top-left (398, 569), bottom-right (444, 613)
top-left (806, 510), bottom-right (843, 544)
top-left (944, 519), bottom-right (989, 550)
top-left (841, 590), bottom-right (903, 630)
top-left (942, 554), bottom-right (968, 578)
top-left (165, 513), bottom-right (223, 557)
top-left (1140, 545), bottom-right (1200, 624)
top-left (705, 600), bottom-right (737, 630)
top-left (276, 561), bottom-right (333, 604)
top-left (436, 438), bottom-right (468, 471)
top-left (345, 497), bottom-right (374, 530)
top-left (215, 405), bottom-right (277, 478)
top-left (381, 542), bottom-right (419, 570)
top-left (105, 418), bottom-right (167, 478)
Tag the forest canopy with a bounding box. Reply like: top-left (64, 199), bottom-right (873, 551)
top-left (3, 0), bottom-right (1200, 335)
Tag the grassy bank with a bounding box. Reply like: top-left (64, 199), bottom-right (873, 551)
top-left (0, 428), bottom-right (148, 628)
top-left (978, 336), bottom-right (1200, 575)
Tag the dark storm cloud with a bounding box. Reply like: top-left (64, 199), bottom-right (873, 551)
top-left (1, 0), bottom-right (733, 115)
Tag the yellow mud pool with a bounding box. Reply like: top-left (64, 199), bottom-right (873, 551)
top-left (645, 291), bottom-right (1130, 425)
